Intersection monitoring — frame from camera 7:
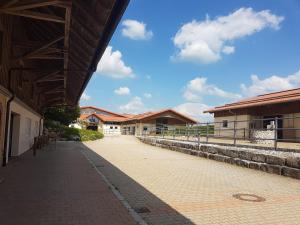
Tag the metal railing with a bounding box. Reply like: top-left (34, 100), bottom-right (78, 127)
top-left (139, 116), bottom-right (300, 150)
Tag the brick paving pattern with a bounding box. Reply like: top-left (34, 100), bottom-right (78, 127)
top-left (0, 142), bottom-right (136, 225)
top-left (84, 136), bottom-right (300, 225)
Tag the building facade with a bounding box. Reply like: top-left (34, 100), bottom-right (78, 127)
top-left (79, 107), bottom-right (197, 136)
top-left (205, 88), bottom-right (300, 142)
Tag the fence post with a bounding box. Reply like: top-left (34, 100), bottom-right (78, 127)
top-left (233, 120), bottom-right (237, 145)
top-left (187, 126), bottom-right (189, 141)
top-left (274, 117), bottom-right (278, 150)
top-left (173, 129), bottom-right (175, 140)
top-left (206, 122), bottom-right (209, 143)
top-left (197, 127), bottom-right (200, 150)
top-left (162, 127), bottom-right (164, 139)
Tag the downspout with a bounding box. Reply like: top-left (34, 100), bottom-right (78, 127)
top-left (2, 69), bottom-right (14, 166)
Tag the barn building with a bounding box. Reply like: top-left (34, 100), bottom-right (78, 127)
top-left (0, 0), bottom-right (129, 165)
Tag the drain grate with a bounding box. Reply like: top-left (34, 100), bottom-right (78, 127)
top-left (134, 207), bottom-right (151, 214)
top-left (233, 193), bottom-right (266, 202)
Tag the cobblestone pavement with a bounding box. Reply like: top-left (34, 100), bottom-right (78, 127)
top-left (84, 136), bottom-right (300, 225)
top-left (0, 142), bottom-right (136, 225)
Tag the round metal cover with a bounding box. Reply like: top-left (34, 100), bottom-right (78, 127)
top-left (232, 193), bottom-right (266, 202)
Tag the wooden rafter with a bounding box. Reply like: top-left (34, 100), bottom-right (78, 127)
top-left (35, 70), bottom-right (61, 82)
top-left (0, 9), bottom-right (65, 23)
top-left (15, 36), bottom-right (64, 62)
top-left (1, 1), bottom-right (71, 11)
top-left (63, 4), bottom-right (72, 102)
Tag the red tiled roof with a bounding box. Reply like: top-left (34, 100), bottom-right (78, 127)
top-left (205, 88), bottom-right (300, 113)
top-left (80, 106), bottom-right (126, 117)
top-left (123, 109), bottom-right (197, 123)
top-left (79, 107), bottom-right (197, 123)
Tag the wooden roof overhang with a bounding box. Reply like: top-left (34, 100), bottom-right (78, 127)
top-left (0, 0), bottom-right (129, 111)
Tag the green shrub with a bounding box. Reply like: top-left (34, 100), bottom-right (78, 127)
top-left (78, 129), bottom-right (104, 141)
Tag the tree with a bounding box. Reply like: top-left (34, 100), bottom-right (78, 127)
top-left (44, 105), bottom-right (80, 126)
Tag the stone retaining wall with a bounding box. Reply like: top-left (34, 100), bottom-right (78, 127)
top-left (138, 137), bottom-right (300, 180)
top-left (250, 130), bottom-right (275, 144)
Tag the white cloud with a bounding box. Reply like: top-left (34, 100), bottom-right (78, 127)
top-left (97, 46), bottom-right (134, 79)
top-left (222, 45), bottom-right (235, 54)
top-left (80, 92), bottom-right (91, 101)
top-left (241, 70), bottom-right (300, 96)
top-left (114, 87), bottom-right (130, 96)
top-left (174, 103), bottom-right (213, 122)
top-left (172, 7), bottom-right (284, 63)
top-left (122, 19), bottom-right (153, 40)
top-left (120, 96), bottom-right (144, 113)
top-left (184, 77), bottom-right (241, 102)
top-left (143, 93), bottom-right (152, 98)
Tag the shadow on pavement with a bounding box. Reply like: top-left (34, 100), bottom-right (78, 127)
top-left (79, 142), bottom-right (195, 225)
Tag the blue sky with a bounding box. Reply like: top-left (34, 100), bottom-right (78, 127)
top-left (80, 0), bottom-right (300, 121)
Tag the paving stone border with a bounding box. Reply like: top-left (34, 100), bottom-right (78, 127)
top-left (138, 137), bottom-right (300, 180)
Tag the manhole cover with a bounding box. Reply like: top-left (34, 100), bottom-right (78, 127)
top-left (134, 207), bottom-right (151, 213)
top-left (233, 193), bottom-right (266, 202)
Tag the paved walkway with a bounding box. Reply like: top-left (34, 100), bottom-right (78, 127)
top-left (0, 142), bottom-right (136, 225)
top-left (84, 136), bottom-right (300, 225)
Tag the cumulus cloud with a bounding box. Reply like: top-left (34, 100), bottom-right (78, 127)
top-left (80, 92), bottom-right (91, 101)
top-left (241, 70), bottom-right (300, 96)
top-left (97, 46), bottom-right (134, 79)
top-left (143, 93), bottom-right (152, 98)
top-left (120, 96), bottom-right (144, 113)
top-left (172, 7), bottom-right (284, 63)
top-left (174, 103), bottom-right (213, 122)
top-left (122, 19), bottom-right (153, 40)
top-left (184, 77), bottom-right (241, 102)
top-left (114, 87), bottom-right (130, 96)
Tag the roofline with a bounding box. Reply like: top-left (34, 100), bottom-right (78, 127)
top-left (80, 106), bottom-right (126, 117)
top-left (205, 88), bottom-right (300, 113)
top-left (124, 108), bottom-right (198, 123)
top-left (75, 0), bottom-right (130, 105)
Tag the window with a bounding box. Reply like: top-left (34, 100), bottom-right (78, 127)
top-left (222, 120), bottom-right (228, 128)
top-left (115, 126), bottom-right (118, 129)
top-left (143, 127), bottom-right (148, 131)
top-left (110, 126), bottom-right (113, 129)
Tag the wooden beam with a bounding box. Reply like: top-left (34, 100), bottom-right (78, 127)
top-left (37, 78), bottom-right (64, 82)
top-left (28, 55), bottom-right (64, 60)
top-left (1, 0), bottom-right (19, 8)
top-left (35, 70), bottom-right (61, 82)
top-left (0, 9), bottom-right (65, 23)
top-left (63, 5), bottom-right (72, 101)
top-left (15, 36), bottom-right (64, 62)
top-left (1, 0), bottom-right (71, 11)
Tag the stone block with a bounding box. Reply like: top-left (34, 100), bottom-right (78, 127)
top-left (281, 167), bottom-right (300, 179)
top-left (238, 151), bottom-right (252, 161)
top-left (206, 146), bottom-right (218, 154)
top-left (223, 149), bottom-right (239, 158)
top-left (190, 150), bottom-right (197, 156)
top-left (265, 155), bottom-right (286, 166)
top-left (225, 157), bottom-right (235, 164)
top-left (198, 151), bottom-right (208, 158)
top-left (260, 164), bottom-right (281, 175)
top-left (286, 157), bottom-right (300, 169)
top-left (235, 159), bottom-right (249, 168)
top-left (251, 153), bottom-right (266, 163)
top-left (249, 162), bottom-right (260, 170)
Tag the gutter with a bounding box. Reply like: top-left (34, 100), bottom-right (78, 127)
top-left (2, 69), bottom-right (14, 167)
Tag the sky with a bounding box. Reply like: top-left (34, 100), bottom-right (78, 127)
top-left (80, 0), bottom-right (300, 122)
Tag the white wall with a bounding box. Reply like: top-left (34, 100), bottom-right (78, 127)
top-left (102, 124), bottom-right (121, 135)
top-left (6, 99), bottom-right (42, 157)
